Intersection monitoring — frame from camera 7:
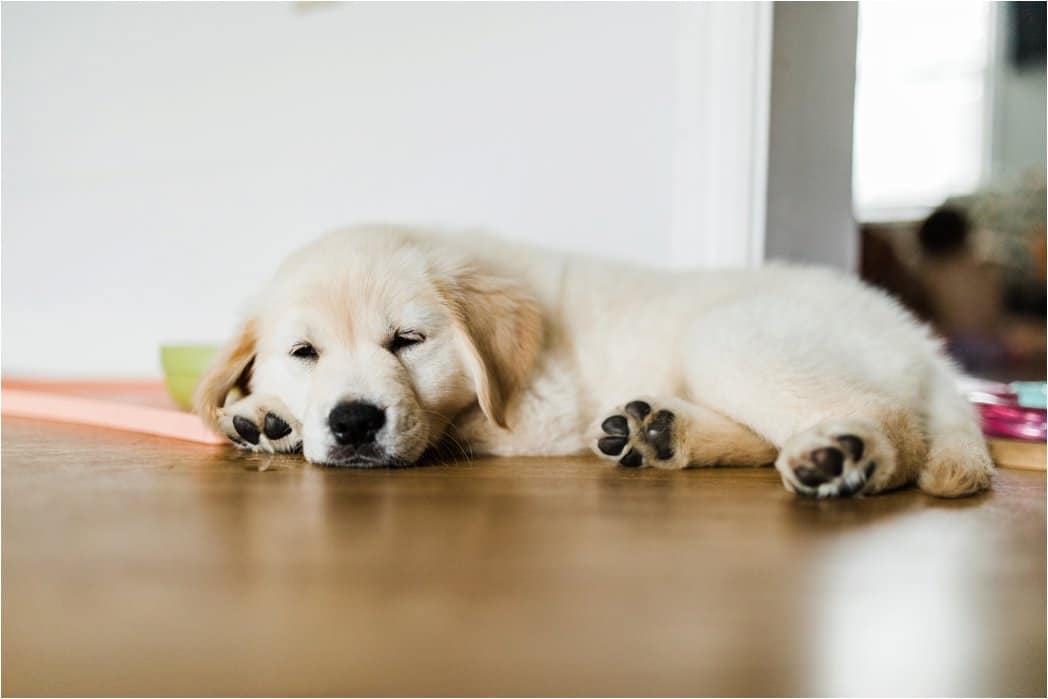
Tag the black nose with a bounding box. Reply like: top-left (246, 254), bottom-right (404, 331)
top-left (328, 400), bottom-right (386, 446)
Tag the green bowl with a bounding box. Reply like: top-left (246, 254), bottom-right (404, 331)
top-left (160, 344), bottom-right (218, 410)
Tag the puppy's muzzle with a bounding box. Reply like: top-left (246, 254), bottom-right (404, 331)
top-left (328, 400), bottom-right (386, 447)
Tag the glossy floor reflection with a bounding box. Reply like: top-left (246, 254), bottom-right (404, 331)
top-left (3, 417), bottom-right (1044, 696)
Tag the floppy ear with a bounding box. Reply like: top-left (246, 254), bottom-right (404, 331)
top-left (193, 318), bottom-right (258, 430)
top-left (441, 268), bottom-right (544, 429)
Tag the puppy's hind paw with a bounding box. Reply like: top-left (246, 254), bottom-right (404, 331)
top-left (591, 398), bottom-right (688, 469)
top-left (218, 394), bottom-right (303, 455)
top-left (776, 420), bottom-right (894, 498)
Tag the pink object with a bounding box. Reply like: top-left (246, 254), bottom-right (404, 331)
top-left (1, 380), bottom-right (225, 445)
top-left (975, 402), bottom-right (1048, 441)
top-left (963, 379), bottom-right (1048, 442)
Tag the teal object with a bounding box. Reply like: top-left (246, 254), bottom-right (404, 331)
top-left (1010, 381), bottom-right (1047, 410)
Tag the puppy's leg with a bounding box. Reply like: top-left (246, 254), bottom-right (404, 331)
top-left (915, 363), bottom-right (993, 497)
top-left (218, 393), bottom-right (303, 454)
top-left (591, 396), bottom-right (776, 469)
top-left (775, 407), bottom-right (927, 498)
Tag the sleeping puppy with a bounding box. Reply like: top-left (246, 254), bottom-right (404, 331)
top-left (196, 225), bottom-right (994, 498)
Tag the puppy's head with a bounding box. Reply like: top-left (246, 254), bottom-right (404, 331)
top-left (195, 227), bottom-right (543, 466)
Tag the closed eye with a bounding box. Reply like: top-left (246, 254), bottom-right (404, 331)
top-left (290, 342), bottom-right (319, 361)
top-left (388, 329), bottom-right (425, 354)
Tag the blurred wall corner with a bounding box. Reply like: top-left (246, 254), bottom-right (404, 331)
top-left (764, 1), bottom-right (860, 271)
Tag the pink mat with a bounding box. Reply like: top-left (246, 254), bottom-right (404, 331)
top-left (1, 380), bottom-right (225, 445)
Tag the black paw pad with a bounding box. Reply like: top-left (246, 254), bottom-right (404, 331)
top-left (794, 466), bottom-right (827, 487)
top-left (264, 413), bottom-right (292, 440)
top-left (646, 410), bottom-right (676, 460)
top-left (598, 436), bottom-right (628, 456)
top-left (601, 415), bottom-right (628, 436)
top-left (619, 449), bottom-right (643, 468)
top-left (810, 447), bottom-right (844, 477)
top-left (625, 401), bottom-right (651, 421)
top-left (837, 434), bottom-right (865, 461)
top-left (232, 415), bottom-right (260, 445)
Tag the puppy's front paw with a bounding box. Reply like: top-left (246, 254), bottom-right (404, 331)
top-left (776, 420), bottom-right (893, 498)
top-left (591, 399), bottom-right (687, 469)
top-left (218, 394), bottom-right (302, 454)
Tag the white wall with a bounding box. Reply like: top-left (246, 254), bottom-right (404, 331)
top-left (3, 2), bottom-right (678, 376)
top-left (852, 1), bottom-right (991, 218)
top-left (3, 2), bottom-right (831, 378)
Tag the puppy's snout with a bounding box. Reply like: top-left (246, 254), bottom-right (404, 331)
top-left (328, 400), bottom-right (386, 446)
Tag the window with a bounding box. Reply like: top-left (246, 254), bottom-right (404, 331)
top-left (853, 1), bottom-right (994, 220)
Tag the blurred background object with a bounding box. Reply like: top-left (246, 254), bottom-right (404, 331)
top-left (855, 0), bottom-right (1046, 381)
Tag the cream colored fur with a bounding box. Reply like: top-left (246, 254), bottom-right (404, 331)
top-left (196, 225), bottom-right (994, 498)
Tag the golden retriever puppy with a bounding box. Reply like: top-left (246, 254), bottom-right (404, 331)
top-left (196, 225), bottom-right (993, 498)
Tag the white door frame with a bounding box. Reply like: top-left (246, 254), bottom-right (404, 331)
top-left (669, 2), bottom-right (859, 272)
top-left (668, 1), bottom-right (773, 269)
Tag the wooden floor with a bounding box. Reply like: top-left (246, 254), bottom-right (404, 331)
top-left (3, 417), bottom-right (1045, 697)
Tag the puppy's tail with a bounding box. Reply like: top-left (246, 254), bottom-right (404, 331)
top-left (917, 358), bottom-right (994, 497)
